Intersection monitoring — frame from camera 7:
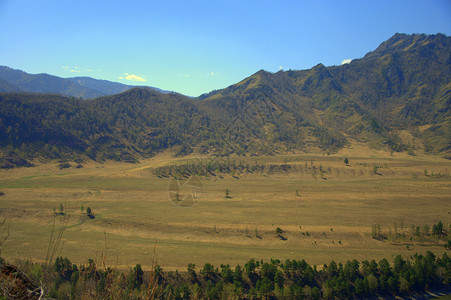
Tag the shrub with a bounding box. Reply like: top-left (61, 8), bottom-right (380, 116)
top-left (58, 163), bottom-right (71, 170)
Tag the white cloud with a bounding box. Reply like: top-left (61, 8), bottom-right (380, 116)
top-left (62, 65), bottom-right (98, 73)
top-left (341, 59), bottom-right (352, 65)
top-left (278, 66), bottom-right (284, 70)
top-left (118, 76), bottom-right (124, 79)
top-left (124, 74), bottom-right (147, 82)
top-left (178, 73), bottom-right (190, 78)
top-left (211, 72), bottom-right (215, 76)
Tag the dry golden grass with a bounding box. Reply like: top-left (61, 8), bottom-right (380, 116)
top-left (0, 145), bottom-right (449, 271)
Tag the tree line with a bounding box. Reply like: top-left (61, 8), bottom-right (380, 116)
top-left (9, 251), bottom-right (451, 299)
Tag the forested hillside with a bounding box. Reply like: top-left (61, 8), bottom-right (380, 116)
top-left (0, 33), bottom-right (449, 167)
top-left (0, 88), bottom-right (212, 167)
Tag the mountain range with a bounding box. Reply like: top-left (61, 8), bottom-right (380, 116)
top-left (0, 66), bottom-right (170, 98)
top-left (0, 33), bottom-right (449, 167)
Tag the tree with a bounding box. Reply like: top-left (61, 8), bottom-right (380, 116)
top-left (233, 265), bottom-right (243, 286)
top-left (276, 227), bottom-right (286, 240)
top-left (258, 277), bottom-right (273, 297)
top-left (201, 263), bottom-right (215, 280)
top-left (398, 277), bottom-right (410, 294)
top-left (326, 261), bottom-right (338, 277)
top-left (80, 205), bottom-right (84, 214)
top-left (432, 221), bottom-right (444, 236)
top-left (372, 224), bottom-right (382, 238)
top-left (187, 263), bottom-right (197, 282)
top-left (422, 224), bottom-right (430, 236)
top-left (255, 227), bottom-right (261, 238)
top-left (225, 188), bottom-right (231, 199)
top-left (344, 157), bottom-right (349, 165)
top-left (86, 207), bottom-right (94, 219)
top-left (128, 264), bottom-right (144, 290)
top-left (366, 274), bottom-right (378, 293)
top-left (414, 226), bottom-right (421, 237)
top-left (373, 165), bottom-right (379, 174)
top-left (274, 270), bottom-right (285, 288)
top-left (54, 256), bottom-right (76, 281)
top-left (445, 240), bottom-right (451, 250)
top-left (244, 259), bottom-right (257, 277)
top-left (355, 278), bottom-right (367, 296)
top-left (379, 258), bottom-right (392, 277)
top-left (221, 264), bottom-right (233, 283)
top-left (59, 203), bottom-right (64, 215)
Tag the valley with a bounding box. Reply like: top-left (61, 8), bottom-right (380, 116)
top-left (0, 32), bottom-right (450, 298)
top-left (0, 146), bottom-right (449, 271)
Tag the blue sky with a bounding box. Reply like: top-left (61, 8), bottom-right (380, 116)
top-left (0, 0), bottom-right (450, 96)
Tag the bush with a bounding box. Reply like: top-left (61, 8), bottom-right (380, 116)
top-left (58, 163), bottom-right (71, 170)
top-left (276, 227), bottom-right (284, 235)
top-left (86, 207), bottom-right (95, 219)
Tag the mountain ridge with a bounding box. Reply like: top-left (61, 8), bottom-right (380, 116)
top-left (0, 66), bottom-right (172, 99)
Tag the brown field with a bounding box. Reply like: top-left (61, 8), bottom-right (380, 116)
top-left (0, 145), bottom-right (450, 271)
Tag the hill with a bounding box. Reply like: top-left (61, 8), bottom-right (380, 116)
top-left (0, 33), bottom-right (449, 167)
top-left (0, 88), bottom-right (211, 167)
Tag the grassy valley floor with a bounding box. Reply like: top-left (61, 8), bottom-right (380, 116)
top-left (0, 147), bottom-right (449, 271)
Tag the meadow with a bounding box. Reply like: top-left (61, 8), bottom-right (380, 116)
top-left (0, 145), bottom-right (449, 271)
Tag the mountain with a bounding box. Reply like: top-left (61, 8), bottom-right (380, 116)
top-left (0, 66), bottom-right (104, 98)
top-left (66, 77), bottom-right (133, 96)
top-left (200, 33), bottom-right (450, 155)
top-left (0, 66), bottom-right (170, 98)
top-left (67, 77), bottom-right (171, 95)
top-left (0, 78), bottom-right (20, 93)
top-left (0, 33), bottom-right (449, 167)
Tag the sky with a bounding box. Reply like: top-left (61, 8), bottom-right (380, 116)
top-left (0, 1), bottom-right (450, 97)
